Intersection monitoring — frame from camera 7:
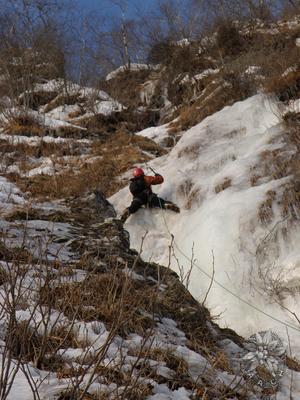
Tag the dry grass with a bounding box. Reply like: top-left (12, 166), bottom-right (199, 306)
top-left (0, 239), bottom-right (33, 263)
top-left (101, 69), bottom-right (152, 108)
top-left (210, 351), bottom-right (233, 374)
top-left (3, 114), bottom-right (44, 136)
top-left (54, 125), bottom-right (87, 139)
top-left (19, 90), bottom-right (58, 110)
top-left (286, 355), bottom-right (300, 372)
top-left (265, 68), bottom-right (300, 101)
top-left (284, 111), bottom-right (300, 147)
top-left (42, 271), bottom-right (158, 337)
top-left (185, 187), bottom-right (202, 209)
top-left (77, 108), bottom-right (159, 136)
top-left (250, 174), bottom-right (261, 187)
top-left (44, 93), bottom-right (81, 113)
top-left (5, 207), bottom-right (67, 223)
top-left (215, 177), bottom-right (232, 194)
top-left (177, 179), bottom-right (202, 209)
top-left (0, 138), bottom-right (85, 158)
top-left (8, 321), bottom-right (79, 370)
top-left (168, 74), bottom-right (253, 133)
top-left (255, 111), bottom-right (300, 222)
top-left (9, 131), bottom-right (165, 200)
top-left (177, 179), bottom-right (193, 198)
top-left (129, 347), bottom-right (194, 391)
top-left (166, 23), bottom-right (299, 133)
top-left (259, 35), bottom-right (300, 100)
top-left (57, 391), bottom-right (96, 400)
top-left (258, 190), bottom-right (276, 225)
top-left (177, 142), bottom-right (202, 159)
top-left (216, 20), bottom-right (246, 58)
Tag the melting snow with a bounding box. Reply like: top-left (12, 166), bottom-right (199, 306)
top-left (0, 176), bottom-right (26, 213)
top-left (0, 133), bottom-right (90, 145)
top-left (137, 124), bottom-right (170, 146)
top-left (106, 63), bottom-right (160, 81)
top-left (0, 219), bottom-right (76, 261)
top-left (31, 79), bottom-right (112, 101)
top-left (193, 68), bottom-right (219, 81)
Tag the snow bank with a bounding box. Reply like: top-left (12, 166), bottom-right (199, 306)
top-left (0, 219), bottom-right (75, 261)
top-left (111, 94), bottom-right (300, 356)
top-left (0, 108), bottom-right (86, 132)
top-left (0, 176), bottom-right (26, 213)
top-left (39, 112), bottom-right (86, 130)
top-left (31, 79), bottom-right (111, 101)
top-left (106, 63), bottom-right (160, 81)
top-left (45, 99), bottom-right (123, 121)
top-left (136, 124), bottom-right (170, 146)
top-left (45, 104), bottom-right (81, 121)
top-left (91, 100), bottom-right (123, 116)
top-left (193, 68), bottom-right (219, 81)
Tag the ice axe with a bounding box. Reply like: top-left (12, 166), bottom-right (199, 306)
top-left (145, 161), bottom-right (158, 175)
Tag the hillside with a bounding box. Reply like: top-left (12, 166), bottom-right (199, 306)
top-left (0, 190), bottom-right (253, 399)
top-left (0, 10), bottom-right (300, 400)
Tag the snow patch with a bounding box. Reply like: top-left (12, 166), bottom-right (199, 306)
top-left (0, 176), bottom-right (26, 213)
top-left (137, 124), bottom-right (170, 146)
top-left (106, 63), bottom-right (160, 81)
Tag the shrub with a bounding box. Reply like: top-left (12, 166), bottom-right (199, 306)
top-left (265, 69), bottom-right (300, 101)
top-left (102, 69), bottom-right (152, 108)
top-left (215, 177), bottom-right (232, 194)
top-left (3, 113), bottom-right (44, 136)
top-left (216, 21), bottom-right (245, 58)
top-left (147, 40), bottom-right (174, 64)
top-left (19, 90), bottom-right (58, 110)
top-left (10, 131), bottom-right (165, 200)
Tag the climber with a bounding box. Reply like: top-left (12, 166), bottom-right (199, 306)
top-left (120, 167), bottom-right (180, 223)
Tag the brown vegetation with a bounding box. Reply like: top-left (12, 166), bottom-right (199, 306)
top-left (46, 271), bottom-right (157, 337)
top-left (216, 20), bottom-right (246, 58)
top-left (0, 138), bottom-right (85, 158)
top-left (258, 190), bottom-right (276, 225)
top-left (44, 94), bottom-right (82, 113)
top-left (162, 18), bottom-right (300, 133)
top-left (78, 108), bottom-right (159, 136)
top-left (19, 90), bottom-right (59, 110)
top-left (286, 355), bottom-right (300, 372)
top-left (3, 114), bottom-right (44, 136)
top-left (8, 131), bottom-right (165, 200)
top-left (255, 110), bottom-right (300, 223)
top-left (9, 321), bottom-right (79, 370)
top-left (169, 72), bottom-right (254, 133)
top-left (102, 70), bottom-right (153, 108)
top-left (215, 177), bottom-right (232, 194)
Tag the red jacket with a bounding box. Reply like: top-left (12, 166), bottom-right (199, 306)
top-left (144, 174), bottom-right (164, 187)
top-left (129, 174), bottom-right (164, 199)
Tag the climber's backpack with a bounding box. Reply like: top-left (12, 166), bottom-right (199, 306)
top-left (129, 176), bottom-right (148, 196)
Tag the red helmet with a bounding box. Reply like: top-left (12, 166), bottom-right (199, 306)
top-left (133, 167), bottom-right (144, 178)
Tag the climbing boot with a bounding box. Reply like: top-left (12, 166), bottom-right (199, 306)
top-left (165, 202), bottom-right (180, 213)
top-left (120, 208), bottom-right (130, 223)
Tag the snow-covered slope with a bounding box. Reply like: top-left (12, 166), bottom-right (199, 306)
top-left (0, 176), bottom-right (26, 213)
top-left (111, 94), bottom-right (300, 355)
